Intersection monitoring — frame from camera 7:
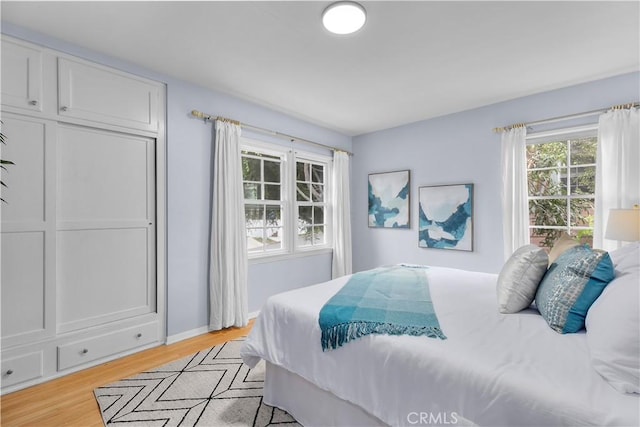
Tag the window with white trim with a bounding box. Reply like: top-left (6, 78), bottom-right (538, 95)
top-left (241, 139), bottom-right (332, 258)
top-left (296, 159), bottom-right (327, 247)
top-left (526, 128), bottom-right (597, 249)
top-left (242, 149), bottom-right (284, 254)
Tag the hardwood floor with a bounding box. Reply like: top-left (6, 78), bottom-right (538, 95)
top-left (0, 321), bottom-right (254, 426)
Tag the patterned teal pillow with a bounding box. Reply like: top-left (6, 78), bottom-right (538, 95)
top-left (535, 245), bottom-right (615, 334)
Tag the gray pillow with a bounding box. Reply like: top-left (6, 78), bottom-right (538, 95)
top-left (497, 245), bottom-right (549, 314)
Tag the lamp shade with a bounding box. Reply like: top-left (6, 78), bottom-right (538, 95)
top-left (605, 208), bottom-right (640, 242)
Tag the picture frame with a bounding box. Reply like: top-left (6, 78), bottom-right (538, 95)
top-left (418, 183), bottom-right (473, 251)
top-left (368, 170), bottom-right (410, 228)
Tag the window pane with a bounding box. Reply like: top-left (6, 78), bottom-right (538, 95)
top-left (529, 227), bottom-right (566, 249)
top-left (312, 164), bottom-right (324, 183)
top-left (242, 157), bottom-right (261, 181)
top-left (313, 206), bottom-right (324, 225)
top-left (265, 205), bottom-right (282, 227)
top-left (264, 184), bottom-right (281, 201)
top-left (313, 225), bottom-right (325, 244)
top-left (244, 183), bottom-right (261, 200)
top-left (575, 230), bottom-right (593, 248)
top-left (529, 199), bottom-right (568, 227)
top-left (247, 228), bottom-right (264, 252)
top-left (528, 169), bottom-right (566, 196)
top-left (311, 184), bottom-right (324, 202)
top-left (264, 160), bottom-right (280, 183)
top-left (245, 204), bottom-right (264, 226)
top-left (526, 142), bottom-right (567, 169)
top-left (296, 162), bottom-right (310, 181)
top-left (570, 199), bottom-right (595, 227)
top-left (570, 138), bottom-right (597, 165)
top-left (296, 183), bottom-right (310, 201)
top-left (264, 227), bottom-right (283, 251)
top-left (527, 134), bottom-right (597, 252)
top-left (297, 226), bottom-right (312, 247)
top-left (570, 166), bottom-right (595, 195)
top-left (298, 206), bottom-right (312, 227)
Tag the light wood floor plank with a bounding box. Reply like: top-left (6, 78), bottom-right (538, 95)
top-left (0, 321), bottom-right (253, 426)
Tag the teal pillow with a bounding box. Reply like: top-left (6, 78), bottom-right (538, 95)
top-left (535, 245), bottom-right (615, 334)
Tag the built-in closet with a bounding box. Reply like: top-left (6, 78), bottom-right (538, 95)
top-left (0, 35), bottom-right (166, 393)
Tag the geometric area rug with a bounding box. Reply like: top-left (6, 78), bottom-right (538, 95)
top-left (94, 338), bottom-right (301, 426)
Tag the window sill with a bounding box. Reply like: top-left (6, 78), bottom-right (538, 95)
top-left (248, 247), bottom-right (333, 265)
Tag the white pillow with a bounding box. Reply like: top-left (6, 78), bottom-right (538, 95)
top-left (609, 242), bottom-right (640, 274)
top-left (497, 245), bottom-right (548, 314)
top-left (586, 270), bottom-right (640, 393)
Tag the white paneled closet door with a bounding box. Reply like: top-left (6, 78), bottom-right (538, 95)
top-left (0, 114), bottom-right (56, 348)
top-left (56, 125), bottom-right (156, 333)
top-left (1, 35), bottom-right (166, 393)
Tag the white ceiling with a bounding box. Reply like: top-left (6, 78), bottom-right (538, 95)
top-left (2, 1), bottom-right (638, 136)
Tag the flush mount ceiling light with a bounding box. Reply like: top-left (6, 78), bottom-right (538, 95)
top-left (322, 1), bottom-right (367, 35)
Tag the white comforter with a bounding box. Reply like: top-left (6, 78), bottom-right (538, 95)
top-left (241, 266), bottom-right (639, 426)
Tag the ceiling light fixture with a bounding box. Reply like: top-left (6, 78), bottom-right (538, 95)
top-left (322, 1), bottom-right (366, 35)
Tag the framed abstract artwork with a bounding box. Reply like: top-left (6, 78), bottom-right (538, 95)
top-left (418, 183), bottom-right (473, 251)
top-left (368, 170), bottom-right (410, 228)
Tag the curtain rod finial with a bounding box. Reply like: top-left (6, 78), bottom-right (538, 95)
top-left (191, 110), bottom-right (208, 120)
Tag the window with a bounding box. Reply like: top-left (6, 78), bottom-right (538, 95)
top-left (526, 130), bottom-right (597, 249)
top-left (242, 150), bottom-right (284, 254)
top-left (296, 160), bottom-right (327, 247)
top-left (241, 139), bottom-right (332, 258)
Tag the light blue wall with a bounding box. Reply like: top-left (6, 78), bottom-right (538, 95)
top-left (166, 79), bottom-right (349, 335)
top-left (2, 23), bottom-right (352, 337)
top-left (351, 72), bottom-right (639, 275)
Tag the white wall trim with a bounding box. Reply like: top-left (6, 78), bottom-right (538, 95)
top-left (165, 326), bottom-right (210, 345)
top-left (165, 311), bottom-right (260, 345)
top-left (249, 247), bottom-right (333, 265)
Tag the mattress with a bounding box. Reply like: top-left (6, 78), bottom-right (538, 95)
top-left (241, 266), bottom-right (639, 426)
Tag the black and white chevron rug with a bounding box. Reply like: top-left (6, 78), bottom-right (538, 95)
top-left (94, 338), bottom-right (301, 426)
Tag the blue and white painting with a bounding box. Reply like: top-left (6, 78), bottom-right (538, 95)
top-left (418, 184), bottom-right (473, 251)
top-left (368, 170), bottom-right (410, 228)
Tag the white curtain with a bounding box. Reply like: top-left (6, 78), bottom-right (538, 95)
top-left (501, 126), bottom-right (530, 260)
top-left (209, 120), bottom-right (248, 330)
top-left (594, 108), bottom-right (640, 251)
top-left (331, 150), bottom-right (352, 278)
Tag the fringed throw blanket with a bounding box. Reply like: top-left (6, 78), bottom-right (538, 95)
top-left (319, 265), bottom-right (446, 351)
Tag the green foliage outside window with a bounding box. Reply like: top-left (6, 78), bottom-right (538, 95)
top-left (527, 137), bottom-right (596, 248)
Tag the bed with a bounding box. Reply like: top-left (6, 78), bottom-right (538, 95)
top-left (241, 251), bottom-right (639, 426)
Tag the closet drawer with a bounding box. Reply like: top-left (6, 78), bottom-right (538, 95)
top-left (57, 322), bottom-right (158, 371)
top-left (58, 57), bottom-right (160, 131)
top-left (1, 351), bottom-right (43, 388)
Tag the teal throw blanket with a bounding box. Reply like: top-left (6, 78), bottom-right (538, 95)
top-left (319, 265), bottom-right (446, 351)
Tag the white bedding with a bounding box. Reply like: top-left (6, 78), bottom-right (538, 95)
top-left (241, 266), bottom-right (640, 426)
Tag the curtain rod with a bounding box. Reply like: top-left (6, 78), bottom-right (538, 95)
top-left (493, 102), bottom-right (639, 133)
top-left (191, 110), bottom-right (353, 156)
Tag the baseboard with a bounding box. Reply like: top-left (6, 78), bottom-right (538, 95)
top-left (165, 311), bottom-right (260, 345)
top-left (165, 326), bottom-right (210, 345)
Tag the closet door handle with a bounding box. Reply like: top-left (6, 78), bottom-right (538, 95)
top-left (136, 333), bottom-right (142, 338)
top-left (81, 348), bottom-right (89, 355)
top-left (60, 106), bottom-right (68, 112)
top-left (29, 100), bottom-right (38, 106)
top-left (6, 369), bottom-right (13, 375)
